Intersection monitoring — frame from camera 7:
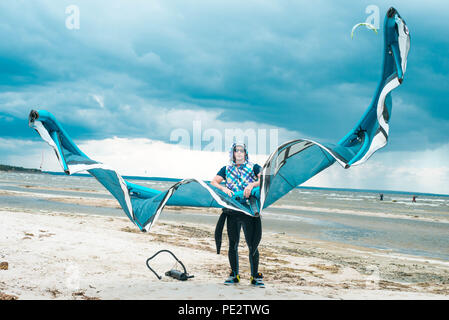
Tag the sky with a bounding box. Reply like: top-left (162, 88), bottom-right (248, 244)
top-left (0, 0), bottom-right (448, 194)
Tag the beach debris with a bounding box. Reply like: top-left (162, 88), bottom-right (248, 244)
top-left (38, 230), bottom-right (55, 239)
top-left (81, 295), bottom-right (101, 300)
top-left (121, 226), bottom-right (141, 234)
top-left (310, 263), bottom-right (341, 274)
top-left (46, 288), bottom-right (61, 298)
top-left (0, 262), bottom-right (8, 270)
top-left (0, 292), bottom-right (18, 300)
top-left (72, 290), bottom-right (85, 297)
top-left (72, 290), bottom-right (100, 300)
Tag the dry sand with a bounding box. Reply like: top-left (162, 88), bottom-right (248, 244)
top-left (1, 208), bottom-right (449, 300)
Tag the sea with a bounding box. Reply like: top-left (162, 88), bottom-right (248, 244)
top-left (1, 171), bottom-right (448, 261)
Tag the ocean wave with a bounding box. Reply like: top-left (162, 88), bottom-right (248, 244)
top-left (262, 211), bottom-right (337, 226)
top-left (267, 204), bottom-right (449, 224)
top-left (326, 197), bottom-right (364, 201)
top-left (390, 201), bottom-right (441, 207)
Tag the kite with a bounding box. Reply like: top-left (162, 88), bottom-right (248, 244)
top-left (28, 8), bottom-right (410, 240)
top-left (351, 22), bottom-right (378, 39)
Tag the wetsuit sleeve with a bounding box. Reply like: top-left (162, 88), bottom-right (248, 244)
top-left (253, 164), bottom-right (261, 177)
top-left (217, 166), bottom-right (226, 179)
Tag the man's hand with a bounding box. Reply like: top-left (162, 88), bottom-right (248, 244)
top-left (223, 187), bottom-right (234, 197)
top-left (211, 175), bottom-right (234, 197)
top-left (244, 183), bottom-right (254, 198)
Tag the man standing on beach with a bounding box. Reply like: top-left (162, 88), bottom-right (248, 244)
top-left (210, 142), bottom-right (264, 287)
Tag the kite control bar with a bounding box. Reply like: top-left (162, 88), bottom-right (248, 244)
top-left (146, 250), bottom-right (194, 281)
top-left (231, 186), bottom-right (260, 201)
top-left (231, 187), bottom-right (260, 216)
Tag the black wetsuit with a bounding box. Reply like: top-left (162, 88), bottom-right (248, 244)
top-left (221, 208), bottom-right (262, 277)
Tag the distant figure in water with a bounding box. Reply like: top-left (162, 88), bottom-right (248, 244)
top-left (379, 193), bottom-right (384, 201)
top-left (412, 195), bottom-right (417, 202)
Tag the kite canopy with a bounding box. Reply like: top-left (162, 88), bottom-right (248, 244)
top-left (28, 8), bottom-right (410, 233)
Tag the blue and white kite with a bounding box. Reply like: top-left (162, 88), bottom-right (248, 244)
top-left (28, 8), bottom-right (410, 234)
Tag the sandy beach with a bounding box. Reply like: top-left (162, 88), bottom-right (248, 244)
top-left (2, 0), bottom-right (449, 305)
top-left (1, 205), bottom-right (449, 300)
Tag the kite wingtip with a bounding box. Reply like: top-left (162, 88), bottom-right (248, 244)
top-left (387, 7), bottom-right (397, 18)
top-left (28, 110), bottom-right (39, 126)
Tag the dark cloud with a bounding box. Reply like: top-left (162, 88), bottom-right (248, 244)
top-left (0, 0), bottom-right (448, 153)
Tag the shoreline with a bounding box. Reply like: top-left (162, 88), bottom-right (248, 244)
top-left (4, 169), bottom-right (449, 198)
top-left (1, 209), bottom-right (448, 300)
top-left (2, 187), bottom-right (448, 225)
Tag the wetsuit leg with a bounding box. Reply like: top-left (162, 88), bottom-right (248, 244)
top-left (226, 211), bottom-right (242, 275)
top-left (241, 215), bottom-right (262, 278)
